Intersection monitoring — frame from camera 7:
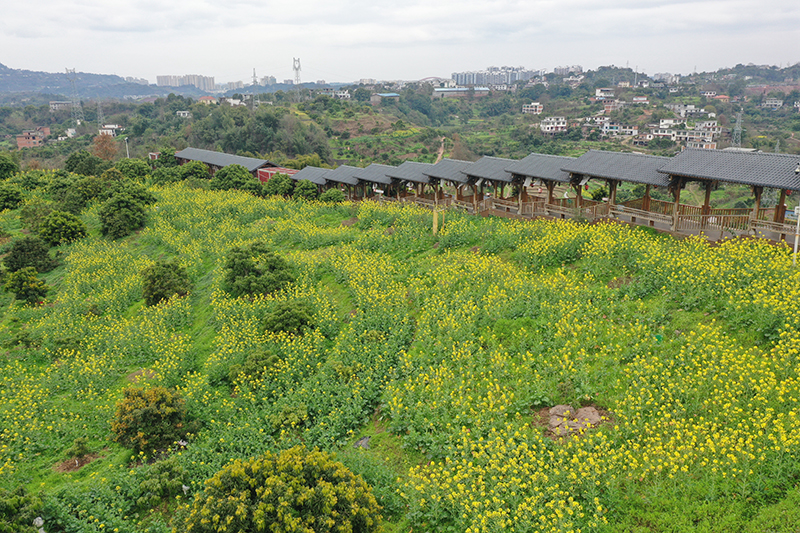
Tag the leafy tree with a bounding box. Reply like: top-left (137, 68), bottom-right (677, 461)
top-left (141, 258), bottom-right (192, 306)
top-left (0, 183), bottom-right (24, 211)
top-left (65, 437), bottom-right (91, 462)
top-left (114, 158), bottom-right (150, 182)
top-left (111, 386), bottom-right (188, 454)
top-left (177, 160), bottom-right (210, 180)
top-left (150, 166), bottom-right (181, 185)
top-left (179, 446), bottom-right (381, 533)
top-left (152, 146), bottom-right (178, 168)
top-left (210, 163), bottom-right (262, 195)
top-left (4, 267), bottom-right (49, 305)
top-left (319, 188), bottom-right (346, 203)
top-left (354, 87), bottom-right (372, 102)
top-left (20, 199), bottom-right (53, 233)
top-left (0, 153), bottom-right (19, 180)
top-left (92, 133), bottom-right (118, 161)
top-left (98, 193), bottom-right (147, 239)
top-left (39, 210), bottom-right (88, 246)
top-left (293, 179), bottom-right (318, 200)
top-left (222, 241), bottom-right (295, 298)
top-left (64, 150), bottom-right (111, 177)
top-left (264, 300), bottom-right (315, 334)
top-left (263, 173), bottom-right (295, 196)
top-left (4, 236), bottom-right (55, 272)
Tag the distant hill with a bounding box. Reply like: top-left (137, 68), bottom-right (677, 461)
top-left (0, 63), bottom-right (204, 100)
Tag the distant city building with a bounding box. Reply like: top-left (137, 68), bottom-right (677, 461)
top-left (604, 100), bottom-right (626, 114)
top-left (700, 90), bottom-right (717, 98)
top-left (631, 96), bottom-right (650, 105)
top-left (686, 140), bottom-right (717, 150)
top-left (125, 76), bottom-right (150, 85)
top-left (198, 96), bottom-right (218, 105)
top-left (762, 98), bottom-right (784, 109)
top-left (601, 122), bottom-right (638, 136)
top-left (359, 78), bottom-right (377, 85)
top-left (653, 72), bottom-right (680, 84)
top-left (522, 102), bottom-right (544, 115)
top-left (157, 74), bottom-right (215, 91)
top-left (283, 79), bottom-right (294, 85)
top-left (176, 110), bottom-right (191, 118)
top-left (260, 75), bottom-right (277, 86)
top-left (617, 81), bottom-right (630, 88)
top-left (99, 124), bottom-right (122, 137)
top-left (452, 66), bottom-right (538, 86)
top-left (553, 65), bottom-right (582, 76)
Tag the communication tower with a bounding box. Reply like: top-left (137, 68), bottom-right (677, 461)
top-left (293, 58), bottom-right (301, 86)
top-left (252, 68), bottom-right (258, 86)
top-left (65, 68), bottom-right (85, 126)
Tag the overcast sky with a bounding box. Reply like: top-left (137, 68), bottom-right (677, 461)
top-left (2, 0), bottom-right (799, 84)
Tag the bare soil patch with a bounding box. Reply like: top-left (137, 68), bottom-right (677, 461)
top-left (54, 452), bottom-right (103, 473)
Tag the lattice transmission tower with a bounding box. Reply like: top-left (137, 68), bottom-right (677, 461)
top-left (731, 111), bottom-right (742, 149)
top-left (65, 68), bottom-right (85, 126)
top-left (293, 58), bottom-right (301, 86)
top-left (96, 101), bottom-right (105, 133)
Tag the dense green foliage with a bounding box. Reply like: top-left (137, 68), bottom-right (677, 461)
top-left (3, 235), bottom-right (55, 272)
top-left (114, 158), bottom-right (151, 181)
top-left (98, 193), bottom-right (147, 238)
top-left (263, 173), bottom-right (295, 196)
top-left (4, 267), bottom-right (48, 304)
top-left (293, 178), bottom-right (318, 200)
top-left (221, 241), bottom-right (295, 298)
top-left (141, 259), bottom-right (192, 306)
top-left (0, 153), bottom-right (19, 180)
top-left (319, 188), bottom-right (346, 203)
top-left (263, 300), bottom-right (315, 334)
top-left (38, 210), bottom-right (87, 246)
top-left (111, 386), bottom-right (188, 454)
top-left (0, 486), bottom-right (41, 533)
top-left (0, 182), bottom-right (23, 211)
top-left (179, 446), bottom-right (381, 533)
top-left (209, 163), bottom-right (262, 195)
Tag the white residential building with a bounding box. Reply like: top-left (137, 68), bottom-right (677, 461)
top-left (522, 102), bottom-right (544, 115)
top-left (540, 117), bottom-right (567, 133)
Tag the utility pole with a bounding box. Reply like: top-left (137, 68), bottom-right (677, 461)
top-left (65, 68), bottom-right (85, 127)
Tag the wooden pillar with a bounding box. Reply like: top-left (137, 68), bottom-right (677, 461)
top-left (775, 189), bottom-right (788, 223)
top-left (671, 177), bottom-right (682, 232)
top-left (643, 184), bottom-right (652, 211)
top-left (701, 181), bottom-right (713, 229)
top-left (750, 186), bottom-right (763, 232)
top-left (471, 184), bottom-right (478, 212)
top-left (546, 181), bottom-right (555, 205)
top-left (572, 184), bottom-right (583, 208)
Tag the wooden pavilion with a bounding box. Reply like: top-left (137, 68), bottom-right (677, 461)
top-left (422, 158), bottom-right (475, 211)
top-left (505, 153), bottom-right (576, 216)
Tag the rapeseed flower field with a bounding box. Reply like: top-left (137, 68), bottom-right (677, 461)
top-left (2, 179), bottom-right (800, 532)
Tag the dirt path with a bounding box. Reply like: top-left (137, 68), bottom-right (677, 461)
top-left (434, 137), bottom-right (446, 163)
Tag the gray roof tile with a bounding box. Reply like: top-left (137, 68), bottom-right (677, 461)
top-left (505, 153), bottom-right (575, 183)
top-left (325, 164), bottom-right (361, 186)
top-left (353, 163), bottom-right (396, 185)
top-left (423, 158), bottom-right (474, 183)
top-left (291, 166), bottom-right (330, 186)
top-left (385, 161), bottom-right (434, 184)
top-left (657, 148), bottom-right (800, 189)
top-left (175, 147), bottom-right (272, 172)
top-left (463, 156), bottom-right (514, 183)
top-left (561, 150), bottom-right (671, 186)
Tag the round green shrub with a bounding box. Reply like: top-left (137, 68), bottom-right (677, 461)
top-left (111, 386), bottom-right (188, 454)
top-left (179, 446), bottom-right (381, 533)
top-left (319, 188), bottom-right (346, 203)
top-left (0, 183), bottom-right (23, 211)
top-left (39, 210), bottom-right (87, 246)
top-left (264, 300), bottom-right (315, 334)
top-left (221, 242), bottom-right (295, 298)
top-left (3, 235), bottom-right (56, 273)
top-left (210, 164), bottom-right (261, 194)
top-left (4, 267), bottom-right (49, 305)
top-left (262, 173), bottom-right (295, 197)
top-left (141, 258), bottom-right (192, 306)
top-left (0, 153), bottom-right (19, 180)
top-left (293, 179), bottom-right (319, 200)
top-left (98, 193), bottom-right (146, 239)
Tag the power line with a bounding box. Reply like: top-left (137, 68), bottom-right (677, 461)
top-left (65, 68), bottom-right (85, 126)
